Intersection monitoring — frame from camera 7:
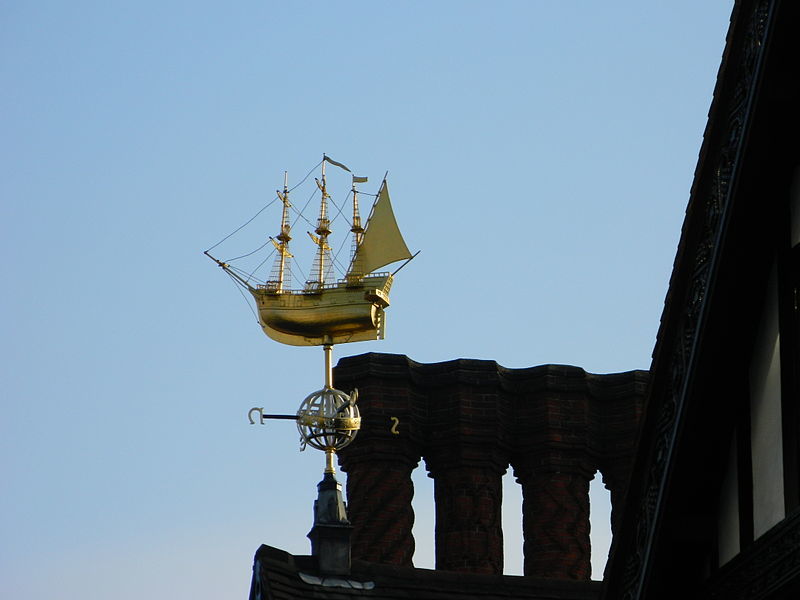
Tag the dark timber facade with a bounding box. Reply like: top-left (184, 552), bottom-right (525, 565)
top-left (603, 1), bottom-right (800, 598)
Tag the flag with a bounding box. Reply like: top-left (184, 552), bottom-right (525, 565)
top-left (352, 176), bottom-right (368, 184)
top-left (323, 155), bottom-right (351, 172)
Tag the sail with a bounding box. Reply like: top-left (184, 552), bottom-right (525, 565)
top-left (349, 181), bottom-right (412, 275)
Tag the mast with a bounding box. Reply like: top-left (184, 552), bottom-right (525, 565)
top-left (310, 159), bottom-right (332, 288)
top-left (351, 180), bottom-right (363, 247)
top-left (349, 177), bottom-right (365, 278)
top-left (276, 172), bottom-right (291, 291)
top-left (268, 171), bottom-right (293, 292)
top-left (346, 179), bottom-right (413, 277)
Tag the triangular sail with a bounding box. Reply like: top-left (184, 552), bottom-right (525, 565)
top-left (348, 181), bottom-right (412, 275)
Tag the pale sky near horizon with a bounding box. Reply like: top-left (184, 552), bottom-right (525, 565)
top-left (2, 2), bottom-right (733, 598)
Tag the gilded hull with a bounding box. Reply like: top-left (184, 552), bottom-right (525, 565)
top-left (250, 274), bottom-right (393, 346)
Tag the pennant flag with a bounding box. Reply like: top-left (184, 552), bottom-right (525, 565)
top-left (352, 176), bottom-right (368, 184)
top-left (323, 155), bottom-right (351, 172)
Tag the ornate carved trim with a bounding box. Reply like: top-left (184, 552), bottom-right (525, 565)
top-left (618, 2), bottom-right (775, 599)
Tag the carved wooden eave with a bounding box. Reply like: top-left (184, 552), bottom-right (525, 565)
top-left (602, 1), bottom-right (800, 598)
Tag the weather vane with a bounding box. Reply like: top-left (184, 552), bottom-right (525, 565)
top-left (206, 154), bottom-right (417, 475)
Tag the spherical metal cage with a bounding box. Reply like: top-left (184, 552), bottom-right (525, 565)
top-left (296, 387), bottom-right (360, 452)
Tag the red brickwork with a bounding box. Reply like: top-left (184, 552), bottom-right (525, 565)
top-left (344, 461), bottom-right (416, 566)
top-left (429, 466), bottom-right (505, 574)
top-left (335, 353), bottom-right (646, 580)
top-left (336, 354), bottom-right (420, 567)
top-left (516, 470), bottom-right (592, 579)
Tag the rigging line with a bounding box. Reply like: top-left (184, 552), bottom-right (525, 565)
top-left (248, 251), bottom-right (275, 282)
top-left (359, 179), bottom-right (385, 234)
top-left (324, 228), bottom-right (351, 276)
top-left (295, 260), bottom-right (309, 284)
top-left (228, 238), bottom-right (275, 262)
top-left (290, 187), bottom-right (319, 230)
top-left (206, 160), bottom-right (320, 254)
top-left (226, 257), bottom-right (269, 283)
top-left (205, 196), bottom-right (279, 252)
top-left (327, 189), bottom-right (351, 228)
top-left (330, 235), bottom-right (350, 274)
top-left (287, 159), bottom-right (323, 193)
top-left (218, 263), bottom-right (255, 290)
top-left (225, 270), bottom-right (260, 323)
top-left (227, 263), bottom-right (266, 285)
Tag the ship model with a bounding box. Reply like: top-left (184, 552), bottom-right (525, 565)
top-left (206, 155), bottom-right (417, 477)
top-left (206, 155), bottom-right (415, 347)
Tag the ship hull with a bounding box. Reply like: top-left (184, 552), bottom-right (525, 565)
top-left (250, 274), bottom-right (393, 346)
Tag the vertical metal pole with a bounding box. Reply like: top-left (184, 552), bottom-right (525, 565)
top-left (323, 339), bottom-right (335, 474)
top-left (325, 449), bottom-right (336, 474)
top-left (317, 160), bottom-right (328, 285)
top-left (323, 343), bottom-right (333, 389)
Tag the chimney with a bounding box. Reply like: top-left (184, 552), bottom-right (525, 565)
top-left (335, 353), bottom-right (648, 578)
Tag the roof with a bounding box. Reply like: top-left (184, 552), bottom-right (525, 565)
top-left (250, 545), bottom-right (602, 600)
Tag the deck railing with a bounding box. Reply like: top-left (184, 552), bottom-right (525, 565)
top-left (257, 272), bottom-right (392, 294)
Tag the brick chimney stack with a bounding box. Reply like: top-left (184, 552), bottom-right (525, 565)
top-left (336, 353), bottom-right (646, 579)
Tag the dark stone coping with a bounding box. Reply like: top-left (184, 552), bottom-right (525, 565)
top-left (334, 353), bottom-right (648, 399)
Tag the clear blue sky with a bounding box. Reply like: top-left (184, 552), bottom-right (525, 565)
top-left (2, 2), bottom-right (733, 597)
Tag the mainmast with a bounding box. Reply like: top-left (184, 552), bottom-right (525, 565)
top-left (309, 159), bottom-right (332, 289)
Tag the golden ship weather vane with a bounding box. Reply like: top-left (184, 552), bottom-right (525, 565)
top-left (205, 154), bottom-right (417, 475)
